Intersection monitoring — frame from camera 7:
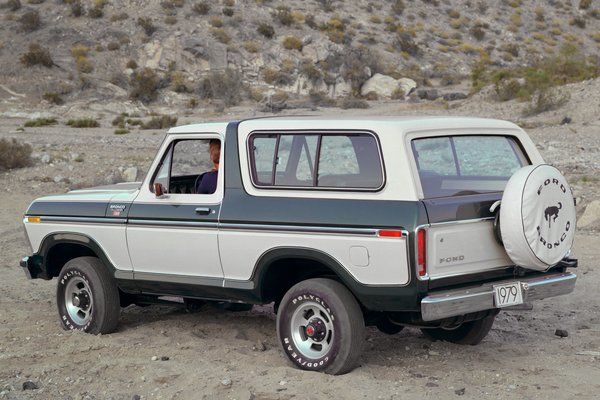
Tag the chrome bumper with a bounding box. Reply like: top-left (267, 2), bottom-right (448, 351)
top-left (421, 272), bottom-right (577, 322)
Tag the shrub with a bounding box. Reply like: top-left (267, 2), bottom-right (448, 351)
top-left (211, 27), bottom-right (231, 44)
top-left (24, 117), bottom-right (57, 127)
top-left (223, 0), bottom-right (234, 6)
top-left (470, 25), bottom-right (485, 41)
top-left (20, 43), bottom-right (53, 67)
top-left (206, 68), bottom-right (243, 106)
top-left (282, 36), bottom-right (303, 51)
top-left (164, 15), bottom-right (177, 25)
top-left (70, 0), bottom-right (83, 17)
top-left (6, 0), bottom-right (21, 11)
top-left (244, 40), bottom-right (260, 53)
top-left (222, 7), bottom-right (234, 16)
top-left (110, 12), bottom-right (128, 21)
top-left (170, 71), bottom-right (190, 92)
top-left (391, 0), bottom-right (405, 15)
top-left (274, 6), bottom-right (293, 25)
top-left (209, 16), bottom-right (223, 27)
top-left (137, 17), bottom-right (157, 36)
top-left (523, 88), bottom-right (570, 116)
top-left (193, 1), bottom-right (209, 14)
top-left (88, 6), bottom-right (103, 18)
top-left (257, 23), bottom-right (275, 38)
top-left (0, 139), bottom-right (32, 170)
top-left (19, 10), bottom-right (41, 32)
top-left (75, 56), bottom-right (93, 73)
top-left (570, 16), bottom-right (586, 28)
top-left (112, 114), bottom-right (127, 127)
top-left (66, 118), bottom-right (100, 128)
top-left (126, 59), bottom-right (138, 69)
top-left (580, 0), bottom-right (592, 9)
top-left (300, 59), bottom-right (322, 85)
top-left (107, 41), bottom-right (120, 51)
top-left (114, 128), bottom-right (129, 135)
top-left (43, 92), bottom-right (63, 105)
top-left (394, 32), bottom-right (419, 56)
top-left (129, 68), bottom-right (159, 103)
top-left (141, 115), bottom-right (178, 129)
top-left (340, 98), bottom-right (370, 109)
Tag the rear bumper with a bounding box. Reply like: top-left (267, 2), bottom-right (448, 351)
top-left (420, 272), bottom-right (577, 321)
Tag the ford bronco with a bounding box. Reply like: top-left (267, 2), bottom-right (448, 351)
top-left (20, 116), bottom-right (578, 374)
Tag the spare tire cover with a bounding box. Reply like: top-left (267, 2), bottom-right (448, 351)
top-left (500, 165), bottom-right (576, 271)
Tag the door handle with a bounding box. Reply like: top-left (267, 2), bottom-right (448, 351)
top-left (195, 207), bottom-right (211, 215)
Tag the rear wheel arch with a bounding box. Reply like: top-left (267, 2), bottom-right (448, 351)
top-left (252, 247), bottom-right (362, 307)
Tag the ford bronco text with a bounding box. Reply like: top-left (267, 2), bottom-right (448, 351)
top-left (21, 117), bottom-right (578, 374)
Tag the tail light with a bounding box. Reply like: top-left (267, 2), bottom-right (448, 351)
top-left (417, 229), bottom-right (427, 277)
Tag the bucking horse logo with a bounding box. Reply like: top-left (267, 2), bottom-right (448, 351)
top-left (544, 202), bottom-right (562, 228)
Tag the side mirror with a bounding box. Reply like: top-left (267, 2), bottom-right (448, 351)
top-left (154, 183), bottom-right (164, 198)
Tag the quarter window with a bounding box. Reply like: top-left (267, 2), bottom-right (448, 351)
top-left (249, 132), bottom-right (383, 190)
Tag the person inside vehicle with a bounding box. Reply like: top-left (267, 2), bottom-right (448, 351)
top-left (196, 139), bottom-right (220, 194)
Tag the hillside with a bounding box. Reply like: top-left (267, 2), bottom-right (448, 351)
top-left (1, 0), bottom-right (600, 111)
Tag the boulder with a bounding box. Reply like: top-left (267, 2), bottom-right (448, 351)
top-left (578, 200), bottom-right (600, 228)
top-left (398, 78), bottom-right (417, 96)
top-left (360, 73), bottom-right (399, 98)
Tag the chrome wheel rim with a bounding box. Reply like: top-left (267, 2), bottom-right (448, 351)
top-left (290, 301), bottom-right (334, 359)
top-left (64, 277), bottom-right (93, 326)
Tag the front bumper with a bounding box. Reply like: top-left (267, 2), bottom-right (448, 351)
top-left (421, 272), bottom-right (577, 321)
top-left (20, 255), bottom-right (45, 280)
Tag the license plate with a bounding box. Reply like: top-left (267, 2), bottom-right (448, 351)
top-left (493, 282), bottom-right (524, 308)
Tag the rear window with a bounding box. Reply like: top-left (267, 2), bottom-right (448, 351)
top-left (249, 132), bottom-right (384, 190)
top-left (412, 135), bottom-right (529, 198)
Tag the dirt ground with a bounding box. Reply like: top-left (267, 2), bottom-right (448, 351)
top-left (1, 96), bottom-right (599, 400)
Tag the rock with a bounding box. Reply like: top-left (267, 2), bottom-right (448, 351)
top-left (454, 388), bottom-right (465, 395)
top-left (575, 351), bottom-right (600, 356)
top-left (160, 356), bottom-right (169, 361)
top-left (554, 329), bottom-right (569, 338)
top-left (54, 175), bottom-right (67, 183)
top-left (41, 154), bottom-right (51, 164)
top-left (360, 73), bottom-right (402, 98)
top-left (151, 356), bottom-right (158, 361)
top-left (22, 381), bottom-right (38, 391)
top-left (252, 340), bottom-right (266, 352)
top-left (442, 92), bottom-right (468, 101)
top-left (132, 395), bottom-right (141, 400)
top-left (210, 43), bottom-right (228, 70)
top-left (417, 89), bottom-right (440, 100)
top-left (561, 116), bottom-right (572, 125)
top-left (221, 378), bottom-right (232, 387)
top-left (398, 78), bottom-right (417, 96)
top-left (578, 200), bottom-right (600, 228)
top-left (122, 167), bottom-right (138, 182)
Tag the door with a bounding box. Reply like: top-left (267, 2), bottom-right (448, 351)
top-left (126, 135), bottom-right (225, 288)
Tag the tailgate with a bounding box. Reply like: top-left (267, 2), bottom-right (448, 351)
top-left (422, 193), bottom-right (512, 280)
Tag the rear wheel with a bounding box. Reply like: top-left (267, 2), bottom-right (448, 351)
top-left (56, 257), bottom-right (120, 334)
top-left (420, 315), bottom-right (495, 345)
top-left (276, 278), bottom-right (365, 375)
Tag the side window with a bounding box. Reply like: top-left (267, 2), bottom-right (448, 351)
top-left (151, 139), bottom-right (220, 194)
top-left (249, 132), bottom-right (383, 190)
top-left (251, 136), bottom-right (277, 185)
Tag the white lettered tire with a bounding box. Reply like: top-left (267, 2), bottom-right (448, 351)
top-left (500, 165), bottom-right (576, 271)
top-left (276, 278), bottom-right (365, 375)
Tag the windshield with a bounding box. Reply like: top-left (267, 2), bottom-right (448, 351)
top-left (412, 135), bottom-right (529, 198)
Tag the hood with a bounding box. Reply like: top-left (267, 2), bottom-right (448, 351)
top-left (25, 182), bottom-right (141, 218)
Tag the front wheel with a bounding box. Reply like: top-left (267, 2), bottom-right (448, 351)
top-left (276, 278), bottom-right (365, 375)
top-left (420, 315), bottom-right (496, 345)
top-left (56, 257), bottom-right (120, 334)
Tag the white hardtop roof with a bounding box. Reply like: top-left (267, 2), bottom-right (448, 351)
top-left (168, 116), bottom-right (521, 135)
